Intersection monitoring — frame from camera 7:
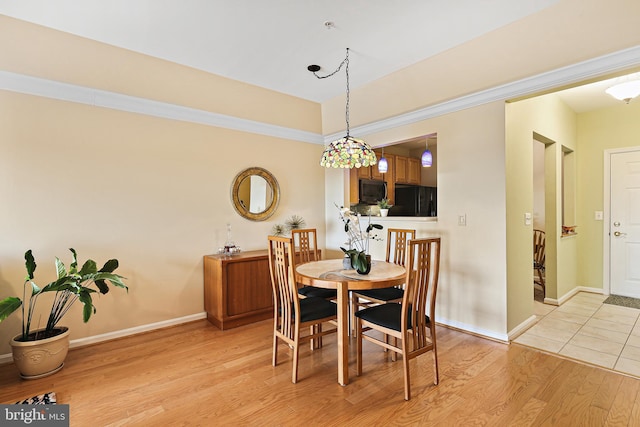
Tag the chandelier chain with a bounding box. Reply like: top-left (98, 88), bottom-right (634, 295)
top-left (311, 48), bottom-right (350, 136)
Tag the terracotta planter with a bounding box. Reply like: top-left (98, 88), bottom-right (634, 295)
top-left (10, 327), bottom-right (70, 379)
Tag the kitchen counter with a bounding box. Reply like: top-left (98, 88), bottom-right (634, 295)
top-left (375, 216), bottom-right (438, 222)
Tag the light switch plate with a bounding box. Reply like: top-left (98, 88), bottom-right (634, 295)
top-left (595, 211), bottom-right (603, 220)
top-left (458, 214), bottom-right (466, 226)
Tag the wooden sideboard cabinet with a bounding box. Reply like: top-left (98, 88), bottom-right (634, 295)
top-left (203, 250), bottom-right (273, 330)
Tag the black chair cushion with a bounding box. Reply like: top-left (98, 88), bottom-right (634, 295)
top-left (355, 303), bottom-right (430, 332)
top-left (355, 287), bottom-right (404, 302)
top-left (298, 286), bottom-right (337, 299)
top-left (299, 297), bottom-right (337, 323)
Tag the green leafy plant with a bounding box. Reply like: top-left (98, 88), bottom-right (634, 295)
top-left (0, 248), bottom-right (127, 341)
top-left (340, 248), bottom-right (372, 273)
top-left (377, 198), bottom-right (393, 209)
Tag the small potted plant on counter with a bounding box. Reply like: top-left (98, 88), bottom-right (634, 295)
top-left (0, 248), bottom-right (127, 379)
top-left (377, 198), bottom-right (393, 217)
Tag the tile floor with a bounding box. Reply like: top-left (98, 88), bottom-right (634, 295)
top-left (513, 291), bottom-right (640, 378)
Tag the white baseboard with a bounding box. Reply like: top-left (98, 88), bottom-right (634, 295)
top-left (508, 315), bottom-right (538, 341)
top-left (437, 316), bottom-right (509, 344)
top-left (0, 312), bottom-right (207, 366)
top-left (556, 286), bottom-right (604, 306)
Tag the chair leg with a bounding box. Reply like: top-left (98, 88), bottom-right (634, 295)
top-left (432, 347), bottom-right (439, 385)
top-left (391, 337), bottom-right (398, 361)
top-left (292, 338), bottom-right (300, 384)
top-left (356, 318), bottom-right (363, 376)
top-left (272, 333), bottom-right (278, 366)
top-left (351, 293), bottom-right (358, 335)
top-left (431, 326), bottom-right (439, 385)
top-left (401, 343), bottom-right (411, 401)
top-left (535, 267), bottom-right (546, 298)
top-left (310, 325), bottom-right (315, 350)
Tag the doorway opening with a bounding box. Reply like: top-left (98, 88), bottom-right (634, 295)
top-left (533, 138), bottom-right (546, 302)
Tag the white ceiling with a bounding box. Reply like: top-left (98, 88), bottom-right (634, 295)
top-left (0, 0), bottom-right (560, 103)
top-left (1, 0), bottom-right (637, 119)
top-left (554, 74), bottom-right (640, 113)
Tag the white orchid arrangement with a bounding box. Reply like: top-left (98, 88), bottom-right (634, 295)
top-left (336, 204), bottom-right (383, 271)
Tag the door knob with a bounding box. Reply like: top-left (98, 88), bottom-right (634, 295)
top-left (614, 231), bottom-right (627, 237)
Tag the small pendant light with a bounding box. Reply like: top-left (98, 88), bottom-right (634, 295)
top-left (421, 139), bottom-right (432, 167)
top-left (378, 147), bottom-right (388, 173)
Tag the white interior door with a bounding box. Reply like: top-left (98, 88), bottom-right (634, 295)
top-left (610, 150), bottom-right (640, 298)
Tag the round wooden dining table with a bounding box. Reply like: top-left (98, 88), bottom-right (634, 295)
top-left (295, 258), bottom-right (406, 386)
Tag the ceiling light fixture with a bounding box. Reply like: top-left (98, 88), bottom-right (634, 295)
top-left (310, 48), bottom-right (377, 169)
top-left (378, 147), bottom-right (388, 173)
top-left (421, 139), bottom-right (432, 167)
top-left (605, 77), bottom-right (640, 104)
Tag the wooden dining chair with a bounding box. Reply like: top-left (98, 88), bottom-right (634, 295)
top-left (291, 228), bottom-right (337, 349)
top-left (351, 228), bottom-right (415, 333)
top-left (292, 228), bottom-right (337, 300)
top-left (533, 229), bottom-right (546, 298)
top-left (355, 237), bottom-right (441, 400)
top-left (268, 235), bottom-right (338, 383)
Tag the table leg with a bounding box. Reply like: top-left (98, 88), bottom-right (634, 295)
top-left (337, 282), bottom-right (349, 386)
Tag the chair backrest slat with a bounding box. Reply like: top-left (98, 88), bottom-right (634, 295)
top-left (386, 228), bottom-right (416, 267)
top-left (268, 235), bottom-right (299, 339)
top-left (291, 228), bottom-right (320, 264)
top-left (401, 238), bottom-right (441, 353)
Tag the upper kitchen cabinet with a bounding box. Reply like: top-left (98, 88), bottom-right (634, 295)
top-left (408, 158), bottom-right (421, 184)
top-left (356, 150), bottom-right (384, 181)
top-left (395, 156), bottom-right (421, 185)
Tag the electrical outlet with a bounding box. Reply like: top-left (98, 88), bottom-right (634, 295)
top-left (458, 214), bottom-right (466, 226)
top-left (524, 212), bottom-right (532, 226)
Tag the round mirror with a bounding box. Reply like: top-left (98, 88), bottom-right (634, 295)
top-left (231, 167), bottom-right (280, 221)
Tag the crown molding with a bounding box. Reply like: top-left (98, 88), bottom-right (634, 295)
top-left (325, 45), bottom-right (640, 143)
top-left (0, 70), bottom-right (324, 145)
top-left (2, 45), bottom-right (639, 147)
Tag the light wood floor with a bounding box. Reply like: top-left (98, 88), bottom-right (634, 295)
top-left (2, 319), bottom-right (640, 426)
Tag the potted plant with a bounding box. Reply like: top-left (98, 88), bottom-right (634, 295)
top-left (0, 248), bottom-right (127, 379)
top-left (336, 205), bottom-right (383, 274)
top-left (377, 198), bottom-right (393, 217)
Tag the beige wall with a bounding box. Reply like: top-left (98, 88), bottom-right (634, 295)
top-left (0, 18), bottom-right (324, 355)
top-left (3, 0), bottom-right (640, 352)
top-left (506, 94), bottom-right (578, 330)
top-left (576, 101), bottom-right (640, 288)
top-left (326, 102), bottom-right (509, 339)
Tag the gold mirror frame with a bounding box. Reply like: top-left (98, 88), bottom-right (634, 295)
top-left (231, 167), bottom-right (280, 221)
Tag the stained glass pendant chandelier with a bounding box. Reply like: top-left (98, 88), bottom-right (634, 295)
top-left (309, 48), bottom-right (377, 169)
